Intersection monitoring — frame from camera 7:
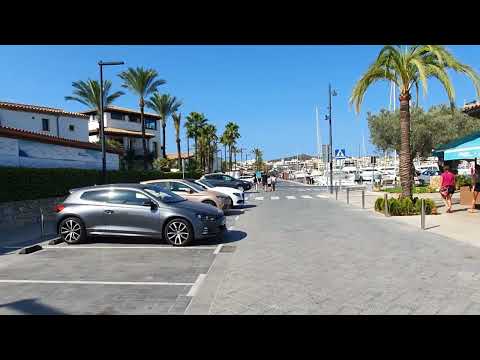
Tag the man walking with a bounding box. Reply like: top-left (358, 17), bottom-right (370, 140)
top-left (271, 173), bottom-right (277, 191)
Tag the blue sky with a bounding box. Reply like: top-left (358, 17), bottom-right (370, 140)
top-left (0, 45), bottom-right (479, 160)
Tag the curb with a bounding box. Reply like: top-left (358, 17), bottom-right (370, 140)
top-left (18, 244), bottom-right (43, 254)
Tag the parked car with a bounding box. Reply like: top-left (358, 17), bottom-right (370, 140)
top-left (55, 184), bottom-right (226, 246)
top-left (201, 173), bottom-right (252, 191)
top-left (141, 179), bottom-right (231, 211)
top-left (238, 174), bottom-right (255, 183)
top-left (418, 169), bottom-right (439, 186)
top-left (194, 178), bottom-right (244, 207)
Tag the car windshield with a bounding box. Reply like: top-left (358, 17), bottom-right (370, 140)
top-left (185, 181), bottom-right (206, 192)
top-left (196, 179), bottom-right (213, 189)
top-left (142, 185), bottom-right (186, 203)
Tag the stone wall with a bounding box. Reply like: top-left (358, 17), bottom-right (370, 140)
top-left (0, 196), bottom-right (66, 230)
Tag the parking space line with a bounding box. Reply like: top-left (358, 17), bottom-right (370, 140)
top-left (271, 196), bottom-right (280, 200)
top-left (301, 195), bottom-right (313, 199)
top-left (186, 274), bottom-right (207, 297)
top-left (41, 245), bottom-right (216, 250)
top-left (254, 197), bottom-right (264, 201)
top-left (286, 196), bottom-right (296, 200)
top-left (213, 244), bottom-right (223, 254)
top-left (0, 279), bottom-right (195, 286)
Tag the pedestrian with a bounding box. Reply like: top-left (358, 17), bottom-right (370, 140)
top-left (267, 174), bottom-right (272, 191)
top-left (440, 164), bottom-right (456, 214)
top-left (469, 163), bottom-right (480, 213)
top-left (271, 173), bottom-right (277, 191)
top-left (253, 175), bottom-right (258, 192)
top-left (262, 172), bottom-right (268, 191)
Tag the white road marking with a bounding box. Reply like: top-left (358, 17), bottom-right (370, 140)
top-left (0, 279), bottom-right (194, 286)
top-left (316, 194), bottom-right (329, 198)
top-left (186, 274), bottom-right (207, 297)
top-left (213, 244), bottom-right (223, 254)
top-left (271, 196), bottom-right (280, 200)
top-left (301, 195), bottom-right (313, 199)
top-left (41, 246), bottom-right (216, 250)
top-left (286, 196), bottom-right (296, 200)
top-left (255, 197), bottom-right (264, 201)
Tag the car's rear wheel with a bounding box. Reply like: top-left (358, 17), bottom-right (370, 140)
top-left (164, 218), bottom-right (193, 246)
top-left (59, 217), bottom-right (86, 244)
top-left (202, 200), bottom-right (217, 207)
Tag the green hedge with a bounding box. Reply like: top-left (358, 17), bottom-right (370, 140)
top-left (375, 196), bottom-right (437, 216)
top-left (0, 167), bottom-right (202, 203)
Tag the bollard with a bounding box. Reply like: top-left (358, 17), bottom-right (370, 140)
top-left (384, 193), bottom-right (389, 217)
top-left (362, 190), bottom-right (365, 209)
top-left (40, 208), bottom-right (45, 240)
top-left (335, 185), bottom-right (338, 200)
top-left (421, 198), bottom-right (425, 230)
top-left (346, 188), bottom-right (350, 204)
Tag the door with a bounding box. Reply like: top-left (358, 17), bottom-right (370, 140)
top-left (101, 190), bottom-right (162, 236)
top-left (78, 189), bottom-right (116, 233)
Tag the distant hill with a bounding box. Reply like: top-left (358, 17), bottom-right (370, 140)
top-left (268, 153), bottom-right (314, 162)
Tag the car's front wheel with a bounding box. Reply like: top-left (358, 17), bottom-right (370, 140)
top-left (164, 218), bottom-right (193, 246)
top-left (59, 217), bottom-right (86, 244)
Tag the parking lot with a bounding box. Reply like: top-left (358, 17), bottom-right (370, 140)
top-left (0, 207), bottom-right (249, 315)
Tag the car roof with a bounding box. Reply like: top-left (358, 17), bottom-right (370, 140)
top-left (70, 183), bottom-right (151, 192)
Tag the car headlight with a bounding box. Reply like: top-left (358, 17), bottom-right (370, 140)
top-left (233, 193), bottom-right (241, 197)
top-left (196, 214), bottom-right (216, 221)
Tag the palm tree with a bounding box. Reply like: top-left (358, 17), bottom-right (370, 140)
top-left (185, 112), bottom-right (207, 163)
top-left (172, 112), bottom-right (182, 169)
top-left (252, 148), bottom-right (263, 171)
top-left (118, 67), bottom-right (166, 170)
top-left (197, 124), bottom-right (217, 173)
top-left (219, 133), bottom-right (229, 172)
top-left (146, 93), bottom-right (182, 159)
top-left (351, 45), bottom-right (480, 198)
top-left (224, 122), bottom-right (240, 171)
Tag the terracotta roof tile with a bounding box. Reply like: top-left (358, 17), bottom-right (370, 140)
top-left (0, 101), bottom-right (89, 119)
top-left (0, 126), bottom-right (122, 154)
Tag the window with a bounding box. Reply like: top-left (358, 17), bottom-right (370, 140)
top-left (110, 111), bottom-right (124, 120)
top-left (145, 117), bottom-right (157, 130)
top-left (222, 175), bottom-right (234, 181)
top-left (42, 118), bottom-right (50, 132)
top-left (69, 124), bottom-right (75, 131)
top-left (152, 142), bottom-right (158, 157)
top-left (170, 182), bottom-right (193, 193)
top-left (80, 189), bottom-right (150, 206)
top-left (129, 115), bottom-right (140, 123)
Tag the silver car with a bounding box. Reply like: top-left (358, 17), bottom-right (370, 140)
top-left (55, 183), bottom-right (226, 246)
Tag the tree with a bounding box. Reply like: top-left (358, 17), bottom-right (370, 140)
top-left (253, 148), bottom-right (263, 171)
top-left (65, 79), bottom-right (124, 142)
top-left (368, 105), bottom-right (480, 160)
top-left (223, 122), bottom-right (240, 171)
top-left (198, 124), bottom-right (217, 173)
top-left (172, 112), bottom-right (182, 169)
top-left (185, 112), bottom-right (207, 163)
top-left (146, 93), bottom-right (182, 159)
top-left (351, 45), bottom-right (480, 198)
top-left (118, 67), bottom-right (166, 170)
top-left (219, 133), bottom-right (229, 172)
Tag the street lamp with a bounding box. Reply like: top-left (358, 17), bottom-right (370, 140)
top-left (326, 83), bottom-right (337, 193)
top-left (99, 60), bottom-right (124, 184)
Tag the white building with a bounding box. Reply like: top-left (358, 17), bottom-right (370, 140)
top-left (84, 106), bottom-right (163, 159)
top-left (0, 101), bottom-right (89, 141)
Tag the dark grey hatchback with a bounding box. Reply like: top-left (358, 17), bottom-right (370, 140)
top-left (55, 184), bottom-right (226, 246)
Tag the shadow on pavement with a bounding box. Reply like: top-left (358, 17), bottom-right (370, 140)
top-left (225, 210), bottom-right (245, 216)
top-left (239, 204), bottom-right (256, 209)
top-left (0, 298), bottom-right (65, 315)
top-left (196, 230), bottom-right (247, 246)
top-left (425, 225), bottom-right (440, 230)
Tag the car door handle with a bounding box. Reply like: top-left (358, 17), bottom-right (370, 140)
top-left (104, 210), bottom-right (114, 214)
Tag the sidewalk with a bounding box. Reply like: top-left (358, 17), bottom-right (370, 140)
top-left (330, 189), bottom-right (480, 248)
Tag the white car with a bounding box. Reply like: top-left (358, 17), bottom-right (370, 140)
top-left (239, 174), bottom-right (255, 183)
top-left (195, 179), bottom-right (244, 207)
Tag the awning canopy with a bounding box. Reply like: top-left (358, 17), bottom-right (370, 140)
top-left (433, 131), bottom-right (480, 160)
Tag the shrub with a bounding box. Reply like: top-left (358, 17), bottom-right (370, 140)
top-left (0, 166), bottom-right (201, 203)
top-left (456, 175), bottom-right (472, 189)
top-left (374, 195), bottom-right (437, 216)
top-left (152, 158), bottom-right (171, 171)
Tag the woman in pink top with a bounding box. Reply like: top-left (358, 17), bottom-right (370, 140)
top-left (440, 165), bottom-right (456, 213)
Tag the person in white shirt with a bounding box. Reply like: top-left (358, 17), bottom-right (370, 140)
top-left (271, 175), bottom-right (277, 191)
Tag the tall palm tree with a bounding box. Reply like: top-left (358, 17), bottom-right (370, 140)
top-left (185, 112), bottom-right (207, 163)
top-left (146, 93), bottom-right (182, 159)
top-left (118, 67), bottom-right (166, 170)
top-left (197, 124), bottom-right (217, 173)
top-left (224, 122), bottom-right (240, 171)
top-left (172, 112), bottom-right (182, 169)
top-left (351, 45), bottom-right (480, 198)
top-left (252, 148), bottom-right (263, 171)
top-left (219, 133), bottom-right (229, 172)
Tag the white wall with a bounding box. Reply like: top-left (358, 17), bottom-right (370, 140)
top-left (0, 109), bottom-right (88, 141)
top-left (0, 136), bottom-right (119, 170)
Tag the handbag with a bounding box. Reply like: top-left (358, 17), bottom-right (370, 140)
top-left (440, 186), bottom-right (449, 197)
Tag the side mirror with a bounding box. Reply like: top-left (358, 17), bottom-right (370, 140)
top-left (143, 200), bottom-right (158, 210)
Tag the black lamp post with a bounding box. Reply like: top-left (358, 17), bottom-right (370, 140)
top-left (99, 60), bottom-right (124, 184)
top-left (326, 83), bottom-right (338, 193)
